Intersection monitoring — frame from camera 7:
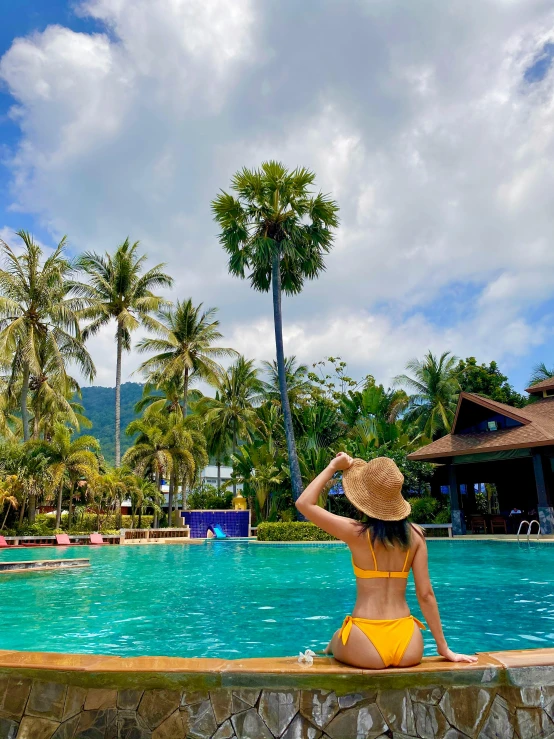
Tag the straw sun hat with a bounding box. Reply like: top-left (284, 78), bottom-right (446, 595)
top-left (342, 457), bottom-right (410, 521)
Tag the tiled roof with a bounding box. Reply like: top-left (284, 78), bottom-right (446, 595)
top-left (525, 377), bottom-right (554, 394)
top-left (408, 393), bottom-right (554, 462)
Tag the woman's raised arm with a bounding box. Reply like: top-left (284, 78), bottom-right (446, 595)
top-left (295, 453), bottom-right (358, 542)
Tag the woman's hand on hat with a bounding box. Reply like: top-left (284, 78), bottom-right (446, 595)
top-left (328, 452), bottom-right (354, 472)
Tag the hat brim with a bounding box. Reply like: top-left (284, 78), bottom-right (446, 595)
top-left (342, 461), bottom-right (411, 521)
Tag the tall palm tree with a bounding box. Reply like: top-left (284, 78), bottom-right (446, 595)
top-left (136, 299), bottom-right (236, 417)
top-left (394, 351), bottom-right (460, 441)
top-left (194, 357), bottom-right (262, 495)
top-left (212, 161), bottom-right (339, 500)
top-left (45, 424), bottom-right (99, 528)
top-left (0, 231), bottom-right (95, 444)
top-left (73, 239), bottom-right (173, 467)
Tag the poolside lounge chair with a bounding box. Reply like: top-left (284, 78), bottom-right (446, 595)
top-left (55, 533), bottom-right (71, 545)
top-left (89, 533), bottom-right (105, 545)
top-left (0, 535), bottom-right (8, 548)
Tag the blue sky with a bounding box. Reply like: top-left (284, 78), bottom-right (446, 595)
top-left (1, 0), bottom-right (554, 391)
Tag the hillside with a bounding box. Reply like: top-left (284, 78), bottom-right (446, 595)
top-left (77, 382), bottom-right (144, 465)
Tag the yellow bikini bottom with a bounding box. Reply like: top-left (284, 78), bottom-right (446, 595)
top-left (339, 614), bottom-right (426, 668)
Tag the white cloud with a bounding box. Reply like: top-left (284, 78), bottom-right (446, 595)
top-left (1, 0), bottom-right (554, 389)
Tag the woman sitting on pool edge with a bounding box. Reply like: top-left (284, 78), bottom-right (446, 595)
top-left (296, 452), bottom-right (477, 669)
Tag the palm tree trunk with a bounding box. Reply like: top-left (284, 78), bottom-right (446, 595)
top-left (271, 252), bottom-right (303, 502)
top-left (154, 469), bottom-right (160, 528)
top-left (138, 506), bottom-right (142, 529)
top-left (68, 489), bottom-right (73, 530)
top-left (56, 483), bottom-right (63, 529)
top-left (2, 503), bottom-right (12, 530)
top-left (183, 367), bottom-right (189, 417)
top-left (115, 322), bottom-right (123, 468)
top-left (232, 433), bottom-right (237, 497)
top-left (19, 498), bottom-right (26, 526)
top-left (27, 492), bottom-right (36, 525)
top-left (21, 362), bottom-right (30, 442)
top-left (217, 459), bottom-right (221, 493)
top-left (167, 470), bottom-right (174, 527)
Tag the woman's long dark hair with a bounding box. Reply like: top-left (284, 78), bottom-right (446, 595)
top-left (356, 515), bottom-right (421, 549)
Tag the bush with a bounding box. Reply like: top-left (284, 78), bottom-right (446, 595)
top-left (407, 496), bottom-right (439, 524)
top-left (432, 507), bottom-right (451, 524)
top-left (187, 486), bottom-right (233, 510)
top-left (63, 513), bottom-right (154, 532)
top-left (257, 522), bottom-right (336, 541)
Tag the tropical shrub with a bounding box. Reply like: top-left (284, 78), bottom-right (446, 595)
top-left (407, 496), bottom-right (439, 524)
top-left (187, 486), bottom-right (233, 510)
top-left (257, 522), bottom-right (336, 541)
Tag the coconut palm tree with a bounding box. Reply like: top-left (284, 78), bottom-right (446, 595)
top-left (136, 299), bottom-right (236, 417)
top-left (394, 351), bottom-right (460, 441)
top-left (528, 363), bottom-right (554, 386)
top-left (0, 231), bottom-right (95, 444)
top-left (44, 424), bottom-right (100, 528)
top-left (194, 357), bottom-right (262, 495)
top-left (212, 161), bottom-right (339, 500)
top-left (73, 239), bottom-right (173, 467)
top-left (260, 356), bottom-right (311, 409)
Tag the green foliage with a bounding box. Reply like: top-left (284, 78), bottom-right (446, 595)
top-left (407, 496), bottom-right (439, 524)
top-left (76, 383), bottom-right (145, 465)
top-left (256, 522), bottom-right (336, 541)
top-left (456, 357), bottom-right (526, 408)
top-left (187, 485), bottom-right (233, 510)
top-left (65, 514), bottom-right (154, 532)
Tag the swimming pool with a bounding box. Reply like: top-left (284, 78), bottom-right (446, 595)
top-left (1, 540), bottom-right (553, 658)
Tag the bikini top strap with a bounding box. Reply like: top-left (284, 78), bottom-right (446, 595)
top-left (367, 530), bottom-right (378, 570)
top-left (402, 546), bottom-right (411, 572)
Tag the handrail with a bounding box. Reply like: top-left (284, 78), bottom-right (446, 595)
top-left (517, 519), bottom-right (541, 542)
top-left (528, 519), bottom-right (541, 541)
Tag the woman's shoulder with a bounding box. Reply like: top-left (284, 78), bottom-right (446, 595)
top-left (409, 523), bottom-right (426, 548)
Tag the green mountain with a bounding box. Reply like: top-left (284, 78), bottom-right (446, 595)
top-left (77, 382), bottom-right (144, 466)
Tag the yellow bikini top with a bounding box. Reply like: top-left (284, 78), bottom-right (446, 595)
top-left (352, 530), bottom-right (410, 579)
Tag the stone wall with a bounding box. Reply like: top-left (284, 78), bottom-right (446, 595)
top-left (0, 651), bottom-right (553, 739)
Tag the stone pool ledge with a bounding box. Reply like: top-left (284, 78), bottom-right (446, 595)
top-left (0, 649), bottom-right (553, 738)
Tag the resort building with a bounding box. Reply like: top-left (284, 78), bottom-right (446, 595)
top-left (408, 380), bottom-right (554, 535)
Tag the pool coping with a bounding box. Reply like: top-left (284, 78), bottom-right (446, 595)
top-left (0, 648), bottom-right (553, 692)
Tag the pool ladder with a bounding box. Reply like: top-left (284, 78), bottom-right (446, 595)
top-left (516, 520), bottom-right (541, 542)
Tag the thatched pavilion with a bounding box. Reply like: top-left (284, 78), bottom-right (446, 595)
top-left (407, 379), bottom-right (554, 535)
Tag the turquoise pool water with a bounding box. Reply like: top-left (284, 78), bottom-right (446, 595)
top-left (1, 540), bottom-right (553, 658)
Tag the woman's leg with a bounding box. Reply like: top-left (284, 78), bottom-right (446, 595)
top-left (398, 622), bottom-right (424, 667)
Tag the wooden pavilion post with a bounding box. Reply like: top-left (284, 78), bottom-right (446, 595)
top-left (532, 451), bottom-right (554, 534)
top-left (448, 463), bottom-right (466, 536)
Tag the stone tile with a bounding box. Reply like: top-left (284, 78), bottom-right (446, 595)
top-left (15, 716), bottom-right (59, 739)
top-left (117, 711), bottom-right (152, 739)
top-left (337, 693), bottom-right (374, 710)
top-left (495, 686), bottom-right (540, 709)
top-left (0, 677), bottom-right (31, 720)
top-left (300, 691), bottom-right (339, 729)
top-left (117, 691), bottom-right (143, 711)
top-left (63, 687), bottom-right (87, 721)
top-left (27, 682), bottom-right (67, 722)
top-left (75, 708), bottom-right (117, 738)
top-left (443, 731), bottom-right (471, 739)
top-left (137, 691), bottom-right (180, 730)
top-left (281, 714), bottom-right (322, 739)
top-left (0, 653), bottom-right (104, 671)
top-left (152, 710), bottom-right (186, 739)
top-left (439, 687), bottom-right (492, 737)
top-left (479, 695), bottom-right (515, 739)
top-left (210, 691), bottom-right (233, 724)
top-left (377, 690), bottom-right (415, 736)
top-left (232, 690), bottom-right (260, 708)
top-left (185, 700), bottom-right (217, 739)
top-left (224, 657), bottom-right (364, 675)
top-left (259, 690), bottom-right (299, 736)
top-left (213, 720), bottom-right (235, 739)
top-left (0, 717), bottom-right (18, 739)
top-left (409, 687), bottom-right (444, 705)
top-left (508, 666), bottom-right (554, 689)
top-left (84, 689), bottom-right (117, 711)
top-left (325, 703), bottom-right (388, 739)
top-left (231, 708), bottom-right (273, 739)
top-left (515, 707), bottom-right (554, 739)
top-left (413, 702), bottom-right (450, 739)
top-left (51, 715), bottom-right (80, 739)
top-left (180, 691), bottom-right (208, 706)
